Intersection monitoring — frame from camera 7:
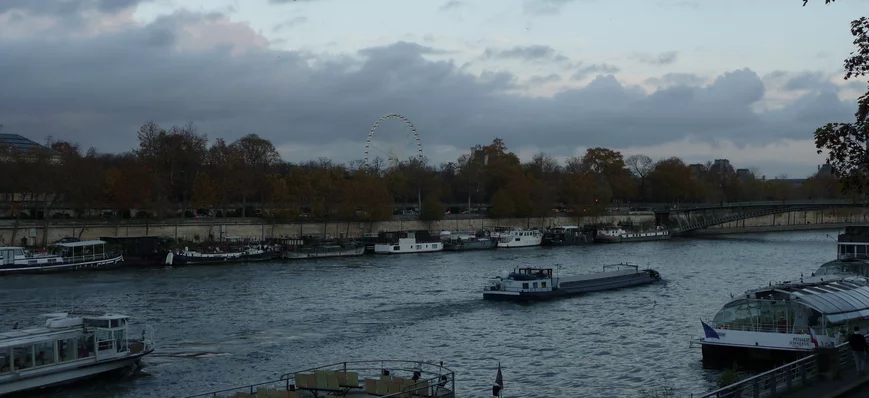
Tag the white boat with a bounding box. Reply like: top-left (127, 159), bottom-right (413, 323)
top-left (698, 274), bottom-right (869, 367)
top-left (493, 228), bottom-right (542, 248)
top-left (483, 264), bottom-right (661, 301)
top-left (373, 230), bottom-right (443, 254)
top-left (0, 240), bottom-right (124, 275)
top-left (594, 226), bottom-right (670, 243)
top-left (814, 225), bottom-right (869, 277)
top-left (0, 311), bottom-right (153, 395)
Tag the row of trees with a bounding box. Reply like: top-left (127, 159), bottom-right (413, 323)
top-left (0, 122), bottom-right (844, 223)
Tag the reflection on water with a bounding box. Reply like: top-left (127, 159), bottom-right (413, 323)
top-left (0, 231), bottom-right (835, 398)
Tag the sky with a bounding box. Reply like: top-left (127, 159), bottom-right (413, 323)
top-left (0, 0), bottom-right (867, 178)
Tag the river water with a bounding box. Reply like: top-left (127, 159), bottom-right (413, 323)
top-left (0, 231), bottom-right (837, 398)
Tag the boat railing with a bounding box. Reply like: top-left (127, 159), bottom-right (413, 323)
top-left (709, 321), bottom-right (824, 335)
top-left (692, 342), bottom-right (850, 398)
top-left (183, 360), bottom-right (455, 398)
top-left (602, 263), bottom-right (640, 272)
top-left (62, 251), bottom-right (118, 264)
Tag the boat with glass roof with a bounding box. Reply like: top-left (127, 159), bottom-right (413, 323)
top-left (0, 311), bottom-right (153, 395)
top-left (698, 274), bottom-right (869, 367)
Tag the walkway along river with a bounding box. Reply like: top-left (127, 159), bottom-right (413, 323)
top-left (0, 231), bottom-right (838, 397)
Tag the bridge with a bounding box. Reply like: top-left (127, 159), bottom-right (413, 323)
top-left (660, 200), bottom-right (864, 235)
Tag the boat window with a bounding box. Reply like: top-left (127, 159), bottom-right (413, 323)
top-left (0, 346), bottom-right (9, 373)
top-left (110, 319), bottom-right (120, 328)
top-left (13, 345), bottom-right (33, 371)
top-left (533, 282), bottom-right (538, 288)
top-left (542, 282), bottom-right (547, 288)
top-left (522, 283), bottom-right (529, 289)
top-left (115, 329), bottom-right (127, 352)
top-left (393, 246), bottom-right (399, 251)
top-left (35, 341), bottom-right (55, 366)
top-left (84, 319), bottom-right (109, 328)
top-left (58, 338), bottom-right (76, 362)
top-left (97, 329), bottom-right (114, 351)
top-left (77, 335), bottom-right (95, 359)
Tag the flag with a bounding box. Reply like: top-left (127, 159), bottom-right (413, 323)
top-left (809, 327), bottom-right (819, 348)
top-left (701, 320), bottom-right (720, 339)
top-left (494, 362), bottom-right (503, 388)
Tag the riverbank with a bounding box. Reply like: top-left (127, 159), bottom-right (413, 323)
top-left (0, 213), bottom-right (656, 245)
top-left (0, 208), bottom-right (865, 245)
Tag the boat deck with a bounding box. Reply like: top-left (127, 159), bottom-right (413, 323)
top-left (558, 268), bottom-right (644, 284)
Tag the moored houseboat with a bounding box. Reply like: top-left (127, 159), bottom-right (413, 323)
top-left (165, 246), bottom-right (274, 266)
top-left (0, 240), bottom-right (124, 275)
top-left (483, 264), bottom-right (661, 301)
top-left (542, 226), bottom-right (590, 246)
top-left (493, 228), bottom-right (542, 248)
top-left (441, 230), bottom-right (497, 251)
top-left (100, 236), bottom-right (173, 267)
top-left (697, 274), bottom-right (869, 368)
top-left (594, 226), bottom-right (670, 243)
top-left (281, 236), bottom-right (366, 260)
top-left (373, 230), bottom-right (443, 254)
top-left (0, 311), bottom-right (153, 395)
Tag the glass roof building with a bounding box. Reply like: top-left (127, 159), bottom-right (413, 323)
top-left (0, 134), bottom-right (50, 153)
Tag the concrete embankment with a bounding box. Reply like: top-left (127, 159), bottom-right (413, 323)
top-left (0, 213), bottom-right (656, 245)
top-left (0, 208), bottom-right (866, 245)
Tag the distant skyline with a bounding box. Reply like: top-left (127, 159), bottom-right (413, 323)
top-left (0, 0), bottom-right (866, 177)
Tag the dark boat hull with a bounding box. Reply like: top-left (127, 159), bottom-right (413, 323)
top-left (443, 240), bottom-right (497, 251)
top-left (282, 246), bottom-right (366, 259)
top-left (168, 252), bottom-right (274, 266)
top-left (700, 342), bottom-right (808, 369)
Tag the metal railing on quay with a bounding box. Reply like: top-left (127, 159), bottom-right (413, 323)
top-left (693, 342), bottom-right (850, 398)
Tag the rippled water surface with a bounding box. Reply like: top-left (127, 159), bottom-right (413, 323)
top-left (0, 231), bottom-right (838, 398)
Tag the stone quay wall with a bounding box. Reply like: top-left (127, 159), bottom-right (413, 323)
top-left (0, 208), bottom-right (865, 245)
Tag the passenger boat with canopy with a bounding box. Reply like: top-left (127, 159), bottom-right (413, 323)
top-left (698, 274), bottom-right (869, 367)
top-left (0, 311), bottom-right (153, 395)
top-left (0, 240), bottom-right (124, 275)
top-left (184, 360), bottom-right (456, 398)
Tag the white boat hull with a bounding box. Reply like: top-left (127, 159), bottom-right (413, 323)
top-left (0, 351), bottom-right (149, 395)
top-left (496, 236), bottom-right (542, 248)
top-left (0, 255), bottom-right (125, 275)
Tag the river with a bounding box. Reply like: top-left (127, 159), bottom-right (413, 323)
top-left (0, 231), bottom-right (837, 398)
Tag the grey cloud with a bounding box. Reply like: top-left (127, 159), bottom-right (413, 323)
top-left (527, 74), bottom-right (563, 85)
top-left (644, 72), bottom-right (706, 87)
top-left (632, 51), bottom-right (679, 65)
top-left (439, 1), bottom-right (467, 11)
top-left (0, 0), bottom-right (147, 15)
top-left (0, 9), bottom-right (858, 166)
top-left (523, 0), bottom-right (587, 15)
top-left (571, 63), bottom-right (620, 81)
top-left (273, 16), bottom-right (308, 31)
top-left (482, 45), bottom-right (571, 65)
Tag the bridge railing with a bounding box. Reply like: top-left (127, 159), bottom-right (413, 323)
top-left (669, 199), bottom-right (857, 211)
top-left (693, 342), bottom-right (850, 398)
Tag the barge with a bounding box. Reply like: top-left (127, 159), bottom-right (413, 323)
top-left (594, 226), bottom-right (670, 243)
top-left (542, 226), bottom-right (591, 246)
top-left (373, 230), bottom-right (443, 254)
top-left (441, 231), bottom-right (497, 251)
top-left (483, 264), bottom-right (661, 301)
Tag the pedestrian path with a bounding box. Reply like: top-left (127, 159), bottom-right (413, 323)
top-left (782, 366), bottom-right (869, 398)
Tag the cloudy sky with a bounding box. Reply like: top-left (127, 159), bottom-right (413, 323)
top-left (0, 0), bottom-right (867, 177)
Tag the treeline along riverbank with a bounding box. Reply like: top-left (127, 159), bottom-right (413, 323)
top-left (0, 209), bottom-right (865, 245)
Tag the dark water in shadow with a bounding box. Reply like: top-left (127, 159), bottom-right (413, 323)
top-left (0, 231), bottom-right (835, 397)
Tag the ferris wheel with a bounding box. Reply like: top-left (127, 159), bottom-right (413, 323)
top-left (364, 113), bottom-right (423, 168)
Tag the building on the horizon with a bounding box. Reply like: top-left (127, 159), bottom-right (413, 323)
top-left (708, 159), bottom-right (734, 175)
top-left (0, 133), bottom-right (58, 163)
top-left (817, 163), bottom-right (833, 177)
top-left (688, 163), bottom-right (705, 177)
top-left (736, 168), bottom-right (752, 181)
